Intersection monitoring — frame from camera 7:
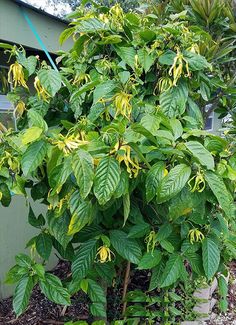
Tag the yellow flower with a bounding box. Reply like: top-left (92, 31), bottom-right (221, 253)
top-left (0, 151), bottom-right (20, 172)
top-left (34, 76), bottom-right (51, 102)
top-left (111, 142), bottom-right (141, 178)
top-left (188, 229), bottom-right (205, 244)
top-left (73, 73), bottom-right (90, 86)
top-left (8, 62), bottom-right (28, 89)
top-left (96, 246), bottom-right (114, 263)
top-left (164, 168), bottom-right (169, 177)
top-left (169, 48), bottom-right (190, 86)
top-left (52, 134), bottom-right (89, 155)
top-left (145, 231), bottom-right (157, 254)
top-left (14, 101), bottom-right (26, 117)
top-left (157, 77), bottom-right (173, 93)
top-left (188, 171), bottom-right (206, 193)
top-left (187, 43), bottom-right (200, 54)
top-left (113, 92), bottom-right (133, 119)
top-left (110, 3), bottom-right (124, 24)
top-left (99, 13), bottom-right (109, 24)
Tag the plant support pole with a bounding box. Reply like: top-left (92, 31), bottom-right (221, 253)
top-left (19, 6), bottom-right (59, 71)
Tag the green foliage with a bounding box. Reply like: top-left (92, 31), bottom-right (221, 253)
top-left (1, 0), bottom-right (236, 322)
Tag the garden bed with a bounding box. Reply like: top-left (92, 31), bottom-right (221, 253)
top-left (1, 260), bottom-right (236, 325)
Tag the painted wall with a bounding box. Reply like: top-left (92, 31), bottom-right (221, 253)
top-left (0, 0), bottom-right (73, 53)
top-left (0, 194), bottom-right (57, 299)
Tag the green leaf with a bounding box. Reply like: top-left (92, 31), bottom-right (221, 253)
top-left (185, 141), bottom-right (215, 170)
top-left (17, 53), bottom-right (37, 76)
top-left (70, 80), bottom-right (99, 102)
top-left (28, 205), bottom-right (45, 228)
top-left (185, 252), bottom-right (204, 275)
top-left (159, 50), bottom-right (176, 65)
top-left (32, 264), bottom-right (45, 279)
top-left (80, 279), bottom-right (89, 293)
top-left (113, 170), bottom-right (129, 198)
top-left (202, 238), bottom-right (220, 280)
top-left (73, 34), bottom-right (89, 56)
top-left (94, 263), bottom-right (115, 286)
top-left (187, 98), bottom-right (204, 128)
top-left (205, 171), bottom-right (234, 218)
top-left (93, 80), bottom-right (118, 104)
top-left (138, 250), bottom-right (162, 270)
top-left (27, 110), bottom-right (48, 131)
top-left (128, 222), bottom-right (150, 239)
top-left (145, 162), bottom-right (165, 202)
top-left (72, 149), bottom-right (94, 199)
top-left (76, 18), bottom-right (108, 33)
top-left (160, 240), bottom-right (174, 253)
top-left (22, 140), bottom-right (47, 176)
top-left (123, 193), bottom-right (130, 226)
top-left (0, 183), bottom-right (11, 207)
top-left (38, 69), bottom-right (62, 96)
top-left (138, 48), bottom-right (155, 73)
top-left (47, 211), bottom-right (72, 249)
top-left (49, 158), bottom-right (71, 195)
top-left (94, 156), bottom-right (120, 205)
top-left (5, 265), bottom-right (25, 284)
top-left (139, 29), bottom-right (155, 42)
top-left (15, 254), bottom-right (32, 268)
top-left (184, 51), bottom-right (211, 71)
top-left (110, 230), bottom-right (141, 264)
top-left (160, 81), bottom-right (188, 117)
top-left (90, 302), bottom-right (106, 318)
top-left (156, 224), bottom-right (173, 241)
top-left (218, 275), bottom-right (228, 298)
top-left (23, 56), bottom-right (37, 76)
top-left (36, 233), bottom-right (52, 260)
top-left (68, 200), bottom-right (95, 236)
top-left (170, 118), bottom-right (183, 140)
top-left (22, 127), bottom-right (43, 145)
top-left (87, 279), bottom-right (106, 303)
top-left (0, 42), bottom-right (13, 49)
top-left (114, 46), bottom-right (136, 69)
top-left (13, 276), bottom-right (34, 316)
top-left (149, 262), bottom-right (164, 291)
top-left (131, 123), bottom-right (157, 145)
top-left (157, 164), bottom-right (191, 203)
top-left (59, 27), bottom-right (75, 45)
top-left (98, 34), bottom-right (123, 44)
top-left (72, 239), bottom-right (97, 280)
top-left (140, 114), bottom-right (160, 136)
top-left (160, 254), bottom-right (182, 287)
top-left (39, 273), bottom-right (71, 305)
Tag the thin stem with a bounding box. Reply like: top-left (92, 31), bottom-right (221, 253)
top-left (122, 261), bottom-right (131, 316)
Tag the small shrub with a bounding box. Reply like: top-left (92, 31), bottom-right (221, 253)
top-left (1, 0), bottom-right (236, 322)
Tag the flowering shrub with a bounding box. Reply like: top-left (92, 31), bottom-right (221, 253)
top-left (1, 1), bottom-right (236, 322)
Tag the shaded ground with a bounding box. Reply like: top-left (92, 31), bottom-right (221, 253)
top-left (0, 261), bottom-right (236, 325)
top-left (205, 261), bottom-right (236, 325)
top-left (0, 261), bottom-right (90, 325)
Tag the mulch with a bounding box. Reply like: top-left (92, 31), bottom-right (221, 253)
top-left (1, 260), bottom-right (236, 325)
top-left (0, 261), bottom-right (90, 325)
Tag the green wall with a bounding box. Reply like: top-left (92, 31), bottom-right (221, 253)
top-left (0, 0), bottom-right (73, 53)
top-left (0, 194), bottom-right (57, 299)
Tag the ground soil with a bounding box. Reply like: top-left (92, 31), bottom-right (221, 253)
top-left (0, 260), bottom-right (236, 325)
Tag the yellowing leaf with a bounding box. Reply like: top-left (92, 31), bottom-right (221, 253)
top-left (22, 127), bottom-right (43, 145)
